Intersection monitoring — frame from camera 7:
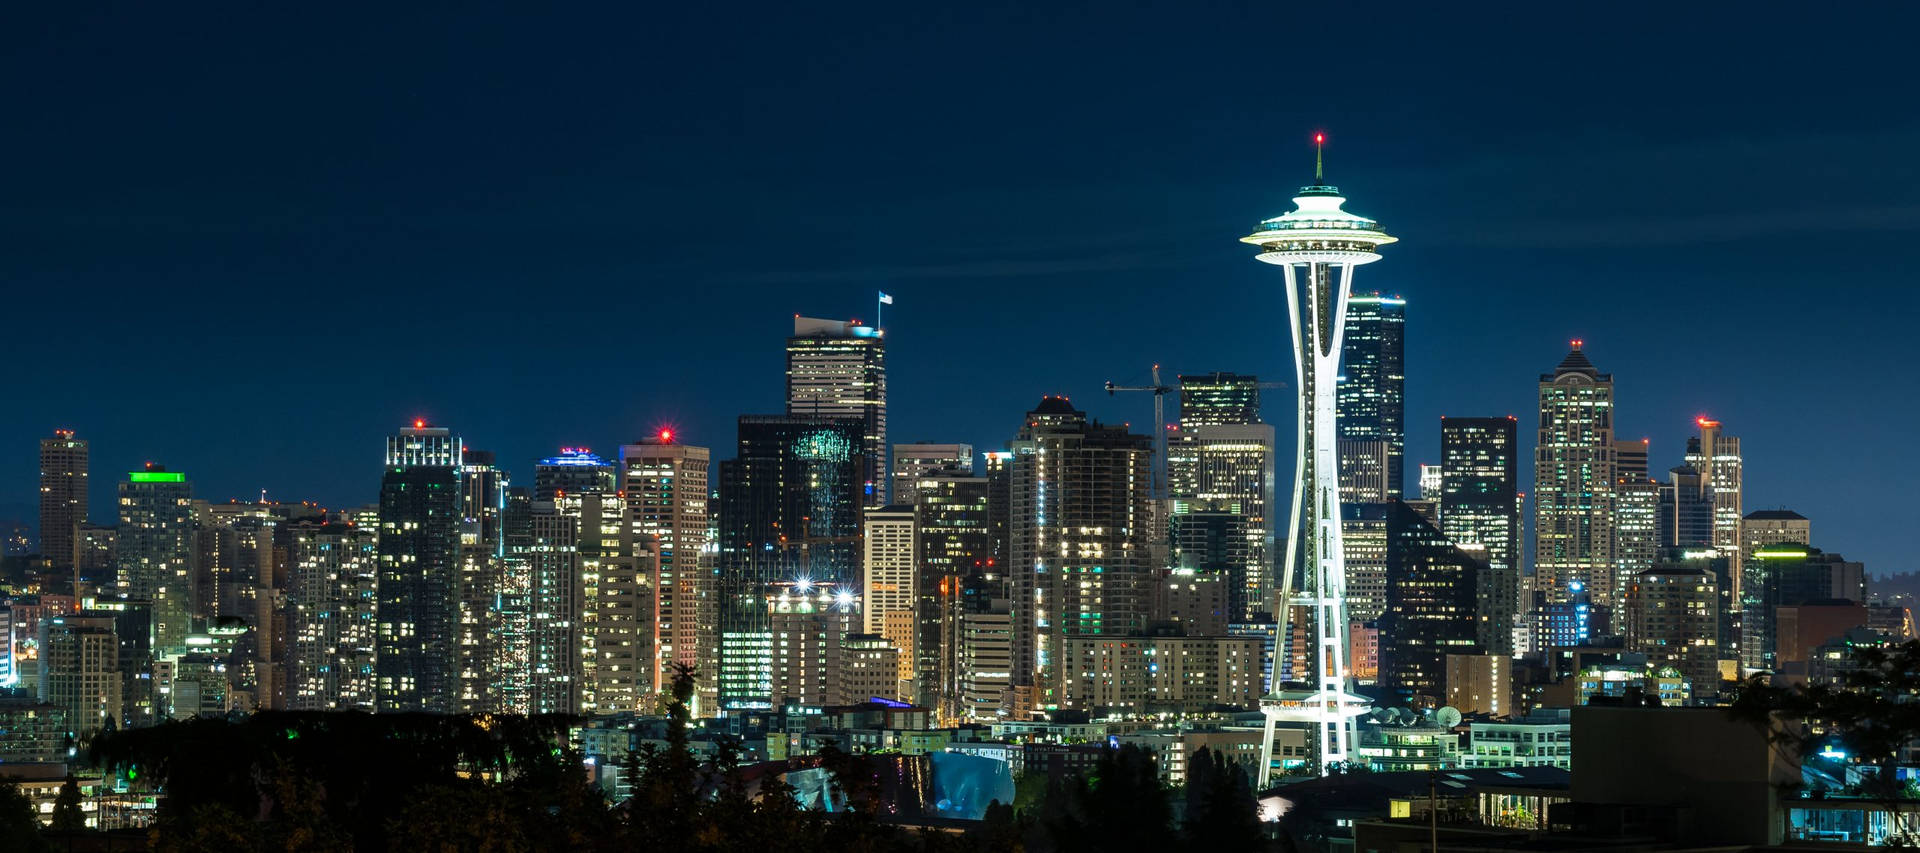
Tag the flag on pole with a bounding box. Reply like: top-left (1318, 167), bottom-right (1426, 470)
top-left (878, 291), bottom-right (894, 305)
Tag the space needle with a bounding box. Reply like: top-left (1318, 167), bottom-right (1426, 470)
top-left (1247, 134), bottom-right (1396, 780)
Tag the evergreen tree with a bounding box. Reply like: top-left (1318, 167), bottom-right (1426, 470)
top-left (1183, 747), bottom-right (1261, 850)
top-left (0, 778), bottom-right (49, 853)
top-left (50, 774), bottom-right (84, 833)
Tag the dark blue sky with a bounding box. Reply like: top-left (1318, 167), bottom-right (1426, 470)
top-left (5, 4), bottom-right (1916, 572)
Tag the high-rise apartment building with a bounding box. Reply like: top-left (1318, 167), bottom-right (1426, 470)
top-left (496, 487), bottom-right (535, 714)
top-left (578, 491), bottom-right (646, 714)
top-left (376, 423), bottom-right (462, 713)
top-left (715, 416), bottom-right (866, 709)
top-left (284, 519), bottom-right (378, 711)
top-left (787, 317), bottom-right (887, 505)
top-left (891, 443), bottom-right (972, 506)
top-left (190, 503), bottom-right (276, 629)
top-left (39, 614), bottom-right (121, 738)
top-left (620, 433), bottom-right (711, 695)
top-left (1007, 397), bottom-right (1153, 713)
top-left (456, 449), bottom-right (507, 713)
top-left (1624, 567), bottom-right (1721, 700)
top-left (1533, 342), bottom-right (1616, 608)
top-left (525, 467), bottom-right (644, 717)
top-left (118, 465), bottom-right (195, 653)
top-left (1166, 420), bottom-right (1275, 621)
top-left (39, 430), bottom-right (88, 571)
top-left (1440, 417), bottom-right (1520, 656)
top-left (766, 582), bottom-right (861, 707)
top-left (533, 448), bottom-right (616, 501)
top-left (1338, 293), bottom-right (1406, 499)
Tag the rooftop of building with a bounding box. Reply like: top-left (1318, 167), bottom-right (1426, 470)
top-left (1264, 766), bottom-right (1570, 807)
top-left (1746, 509), bottom-right (1809, 521)
top-left (1543, 341), bottom-right (1610, 382)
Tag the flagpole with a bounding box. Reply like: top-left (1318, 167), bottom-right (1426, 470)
top-left (877, 291), bottom-right (883, 330)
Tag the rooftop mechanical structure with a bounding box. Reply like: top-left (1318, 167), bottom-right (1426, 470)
top-left (1247, 137), bottom-right (1396, 781)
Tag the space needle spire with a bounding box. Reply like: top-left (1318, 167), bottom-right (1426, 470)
top-left (1246, 134), bottom-right (1396, 780)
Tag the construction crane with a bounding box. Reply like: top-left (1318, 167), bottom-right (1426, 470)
top-left (1105, 365), bottom-right (1174, 499)
top-left (1106, 366), bottom-right (1286, 501)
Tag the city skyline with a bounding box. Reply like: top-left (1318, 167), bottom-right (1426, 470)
top-left (4, 4), bottom-right (1915, 578)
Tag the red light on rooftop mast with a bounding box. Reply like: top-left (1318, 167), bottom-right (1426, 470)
top-left (1314, 133), bottom-right (1324, 144)
top-left (659, 428), bottom-right (674, 442)
top-left (413, 418), bottom-right (425, 429)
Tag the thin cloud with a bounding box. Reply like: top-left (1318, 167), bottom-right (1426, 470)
top-left (742, 249), bottom-right (1180, 283)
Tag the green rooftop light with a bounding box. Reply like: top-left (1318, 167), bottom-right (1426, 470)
top-left (128, 471), bottom-right (185, 483)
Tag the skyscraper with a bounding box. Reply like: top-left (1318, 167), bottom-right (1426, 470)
top-left (913, 469), bottom-right (996, 717)
top-left (456, 448), bottom-right (507, 713)
top-left (1378, 501), bottom-right (1484, 706)
top-left (577, 490), bottom-right (645, 713)
top-left (39, 615), bottom-right (121, 738)
top-left (496, 486), bottom-right (535, 714)
top-left (861, 505), bottom-right (917, 698)
top-left (118, 465), bottom-right (195, 653)
top-left (376, 422), bottom-right (462, 713)
top-left (285, 518), bottom-right (378, 711)
top-left (1339, 502), bottom-right (1391, 627)
top-left (620, 431), bottom-right (710, 695)
top-left (1166, 415), bottom-right (1275, 621)
top-left (39, 430), bottom-right (88, 571)
top-left (1744, 544), bottom-right (1865, 670)
top-left (1241, 155), bottom-right (1395, 776)
top-left (1336, 439), bottom-right (1391, 504)
top-left (1659, 463), bottom-right (1714, 550)
top-left (1440, 417), bottom-right (1520, 656)
top-left (891, 443), bottom-right (972, 506)
top-left (1742, 509), bottom-right (1810, 564)
top-left (1612, 438), bottom-right (1660, 635)
top-left (714, 415), bottom-right (866, 709)
top-left (1687, 418), bottom-right (1743, 578)
top-left (787, 316), bottom-right (887, 505)
top-left (1338, 293), bottom-right (1407, 499)
top-left (526, 496), bottom-right (582, 714)
top-left (1533, 342), bottom-right (1617, 608)
top-left (1177, 372), bottom-right (1263, 426)
top-left (1007, 397), bottom-right (1153, 714)
top-left (533, 448), bottom-right (616, 501)
top-left (1624, 567), bottom-right (1721, 700)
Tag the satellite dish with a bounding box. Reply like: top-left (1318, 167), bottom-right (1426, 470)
top-left (1435, 706), bottom-right (1462, 728)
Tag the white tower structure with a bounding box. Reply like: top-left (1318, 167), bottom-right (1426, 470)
top-left (1248, 137), bottom-right (1395, 780)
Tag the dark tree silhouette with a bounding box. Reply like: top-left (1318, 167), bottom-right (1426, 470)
top-left (0, 778), bottom-right (49, 853)
top-left (49, 774), bottom-right (84, 833)
top-left (1731, 638), bottom-right (1920, 843)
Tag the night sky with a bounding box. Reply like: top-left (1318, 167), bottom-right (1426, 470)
top-left (5, 4), bottom-right (1917, 572)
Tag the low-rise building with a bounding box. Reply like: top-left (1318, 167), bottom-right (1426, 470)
top-left (1461, 708), bottom-right (1571, 770)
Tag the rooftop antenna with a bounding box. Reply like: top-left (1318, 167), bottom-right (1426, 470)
top-left (1314, 132), bottom-right (1325, 182)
